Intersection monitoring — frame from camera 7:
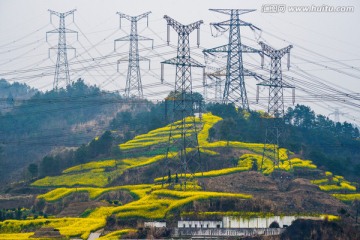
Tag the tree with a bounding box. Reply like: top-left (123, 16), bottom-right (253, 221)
top-left (207, 103), bottom-right (237, 119)
top-left (6, 93), bottom-right (14, 106)
top-left (269, 221), bottom-right (280, 228)
top-left (252, 160), bottom-right (258, 171)
top-left (28, 163), bottom-right (38, 178)
top-left (75, 145), bottom-right (88, 164)
top-left (97, 131), bottom-right (113, 155)
top-left (175, 173), bottom-right (179, 183)
top-left (209, 127), bottom-right (216, 141)
top-left (15, 207), bottom-right (22, 220)
top-left (167, 170), bottom-right (172, 183)
top-left (285, 104), bottom-right (315, 128)
top-left (219, 118), bottom-right (236, 144)
top-left (39, 156), bottom-right (60, 177)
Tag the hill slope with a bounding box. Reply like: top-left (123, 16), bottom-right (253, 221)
top-left (0, 113), bottom-right (358, 239)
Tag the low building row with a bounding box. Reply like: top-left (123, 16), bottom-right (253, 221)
top-left (145, 215), bottom-right (306, 229)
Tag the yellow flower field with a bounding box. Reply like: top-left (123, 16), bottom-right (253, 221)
top-left (0, 218), bottom-right (106, 240)
top-left (319, 182), bottom-right (356, 192)
top-left (332, 193), bottom-right (360, 202)
top-left (98, 229), bottom-right (136, 240)
top-left (119, 117), bottom-right (201, 151)
top-left (63, 159), bottom-right (116, 174)
top-left (38, 184), bottom-right (154, 202)
top-left (32, 153), bottom-right (173, 188)
top-left (311, 174), bottom-right (357, 193)
top-left (86, 185), bottom-right (252, 220)
top-left (31, 170), bottom-right (117, 187)
top-left (0, 233), bottom-right (34, 239)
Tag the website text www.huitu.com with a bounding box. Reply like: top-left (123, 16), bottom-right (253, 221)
top-left (261, 4), bottom-right (355, 13)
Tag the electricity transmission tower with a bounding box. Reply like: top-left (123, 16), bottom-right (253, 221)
top-left (46, 9), bottom-right (78, 90)
top-left (203, 9), bottom-right (261, 111)
top-left (160, 15), bottom-right (204, 185)
top-left (328, 108), bottom-right (347, 122)
top-left (114, 12), bottom-right (153, 98)
top-left (257, 41), bottom-right (294, 168)
top-left (204, 67), bottom-right (226, 103)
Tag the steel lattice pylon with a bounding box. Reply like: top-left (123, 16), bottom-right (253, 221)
top-left (160, 15), bottom-right (204, 185)
top-left (204, 66), bottom-right (225, 103)
top-left (203, 9), bottom-right (261, 111)
top-left (257, 41), bottom-right (294, 167)
top-left (114, 12), bottom-right (153, 98)
top-left (47, 9), bottom-right (78, 90)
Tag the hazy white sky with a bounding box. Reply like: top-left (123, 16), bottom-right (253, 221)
top-left (0, 0), bottom-right (359, 124)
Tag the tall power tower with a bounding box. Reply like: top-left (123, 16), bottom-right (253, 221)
top-left (257, 41), bottom-right (293, 167)
top-left (47, 9), bottom-right (78, 90)
top-left (114, 12), bottom-right (153, 98)
top-left (203, 9), bottom-right (261, 111)
top-left (160, 15), bottom-right (204, 184)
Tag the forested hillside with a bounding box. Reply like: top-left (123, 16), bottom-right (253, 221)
top-left (208, 103), bottom-right (360, 182)
top-left (0, 79), bottom-right (38, 114)
top-left (0, 79), bottom-right (155, 185)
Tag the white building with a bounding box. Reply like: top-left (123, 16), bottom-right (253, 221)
top-left (144, 221), bottom-right (166, 228)
top-left (178, 216), bottom-right (299, 229)
top-left (223, 216), bottom-right (297, 228)
top-left (178, 220), bottom-right (222, 229)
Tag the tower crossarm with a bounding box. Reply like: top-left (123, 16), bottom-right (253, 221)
top-left (164, 15), bottom-right (203, 34)
top-left (259, 41), bottom-right (292, 58)
top-left (46, 29), bottom-right (78, 42)
top-left (243, 68), bottom-right (264, 81)
top-left (48, 9), bottom-right (76, 18)
top-left (117, 56), bottom-right (150, 62)
top-left (114, 35), bottom-right (153, 51)
top-left (211, 19), bottom-right (258, 28)
top-left (114, 35), bottom-right (153, 42)
top-left (209, 8), bottom-right (255, 15)
top-left (117, 11), bottom-right (151, 23)
top-left (257, 80), bottom-right (294, 88)
top-left (161, 57), bottom-right (204, 68)
top-left (209, 9), bottom-right (260, 31)
top-left (203, 43), bottom-right (261, 55)
top-left (205, 66), bottom-right (226, 77)
top-left (46, 29), bottom-right (78, 34)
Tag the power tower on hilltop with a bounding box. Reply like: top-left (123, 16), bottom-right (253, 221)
top-left (203, 9), bottom-right (261, 111)
top-left (328, 108), bottom-right (347, 122)
top-left (160, 15), bottom-right (204, 186)
top-left (47, 9), bottom-right (78, 90)
top-left (256, 41), bottom-right (294, 168)
top-left (204, 67), bottom-right (226, 103)
top-left (114, 12), bottom-right (153, 98)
